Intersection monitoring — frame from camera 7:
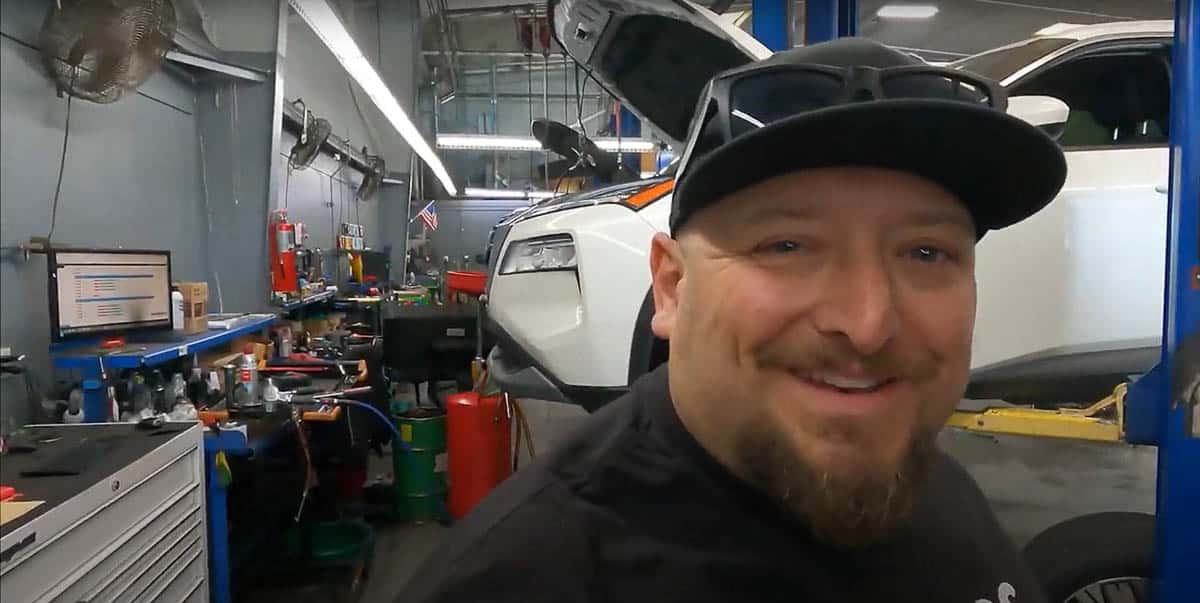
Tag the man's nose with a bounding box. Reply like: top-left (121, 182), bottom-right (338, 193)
top-left (810, 254), bottom-right (900, 357)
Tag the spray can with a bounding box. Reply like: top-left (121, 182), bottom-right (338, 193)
top-left (236, 345), bottom-right (259, 406)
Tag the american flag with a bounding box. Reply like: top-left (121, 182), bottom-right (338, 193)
top-left (417, 201), bottom-right (438, 231)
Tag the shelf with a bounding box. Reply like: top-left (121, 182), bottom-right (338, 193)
top-left (52, 315), bottom-right (277, 371)
top-left (276, 290), bottom-right (336, 313)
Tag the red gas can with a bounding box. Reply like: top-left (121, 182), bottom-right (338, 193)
top-left (446, 392), bottom-right (513, 519)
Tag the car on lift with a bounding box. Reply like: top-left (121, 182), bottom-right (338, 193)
top-left (483, 2), bottom-right (1171, 600)
top-left (487, 5), bottom-right (1172, 411)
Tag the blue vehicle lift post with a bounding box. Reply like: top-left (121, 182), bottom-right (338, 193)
top-left (785, 1), bottom-right (1198, 600)
top-left (1155, 0), bottom-right (1200, 599)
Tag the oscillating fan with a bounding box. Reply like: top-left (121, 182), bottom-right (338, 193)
top-left (39, 0), bottom-right (177, 104)
top-left (356, 154), bottom-right (386, 202)
top-left (289, 111), bottom-right (333, 170)
top-left (532, 118), bottom-right (637, 185)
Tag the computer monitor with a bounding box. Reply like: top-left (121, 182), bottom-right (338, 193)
top-left (48, 249), bottom-right (174, 341)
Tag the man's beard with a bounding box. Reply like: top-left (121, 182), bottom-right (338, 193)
top-left (736, 418), bottom-right (937, 549)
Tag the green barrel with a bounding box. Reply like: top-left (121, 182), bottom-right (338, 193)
top-left (392, 411), bottom-right (447, 522)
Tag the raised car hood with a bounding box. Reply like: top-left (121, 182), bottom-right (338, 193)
top-left (551, 0), bottom-right (771, 149)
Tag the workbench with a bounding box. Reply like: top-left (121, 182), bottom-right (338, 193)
top-left (50, 314), bottom-right (278, 423)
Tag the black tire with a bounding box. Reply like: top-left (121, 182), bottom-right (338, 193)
top-left (1022, 512), bottom-right (1154, 603)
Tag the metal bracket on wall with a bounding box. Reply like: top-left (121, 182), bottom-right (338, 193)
top-left (164, 50), bottom-right (269, 83)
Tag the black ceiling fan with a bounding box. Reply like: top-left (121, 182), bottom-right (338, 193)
top-left (532, 118), bottom-right (638, 186)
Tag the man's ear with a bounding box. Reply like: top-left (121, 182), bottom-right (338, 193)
top-left (649, 232), bottom-right (684, 339)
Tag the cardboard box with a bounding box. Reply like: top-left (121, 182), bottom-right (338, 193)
top-left (174, 281), bottom-right (208, 302)
top-left (182, 315), bottom-right (208, 334)
top-left (173, 281), bottom-right (209, 334)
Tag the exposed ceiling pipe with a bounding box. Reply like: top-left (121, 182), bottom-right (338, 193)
top-left (423, 49), bottom-right (543, 58)
top-left (425, 0), bottom-right (459, 101)
top-left (458, 61), bottom-right (572, 76)
top-left (444, 3), bottom-right (545, 19)
top-left (449, 92), bottom-right (604, 100)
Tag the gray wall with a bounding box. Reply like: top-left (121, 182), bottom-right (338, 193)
top-left (284, 0), bottom-right (422, 175)
top-left (0, 0), bottom-right (283, 426)
top-left (282, 0), bottom-right (422, 281)
top-left (274, 130), bottom-right (382, 287)
top-left (0, 1), bottom-right (208, 419)
top-left (427, 199), bottom-right (528, 267)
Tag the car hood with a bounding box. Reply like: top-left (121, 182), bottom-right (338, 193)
top-left (500, 176), bottom-right (672, 226)
top-left (550, 0), bottom-right (771, 149)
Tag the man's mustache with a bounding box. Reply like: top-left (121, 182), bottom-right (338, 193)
top-left (757, 334), bottom-right (938, 382)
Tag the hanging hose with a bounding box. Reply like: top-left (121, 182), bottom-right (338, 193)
top-left (331, 399), bottom-right (412, 453)
top-left (514, 397), bottom-right (535, 459)
top-left (473, 370), bottom-right (536, 469)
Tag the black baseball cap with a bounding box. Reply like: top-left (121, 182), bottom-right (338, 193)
top-left (670, 38), bottom-right (1067, 237)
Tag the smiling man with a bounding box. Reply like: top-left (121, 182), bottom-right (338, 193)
top-left (403, 38), bottom-right (1066, 603)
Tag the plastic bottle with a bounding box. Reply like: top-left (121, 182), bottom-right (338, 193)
top-left (63, 388), bottom-right (84, 424)
top-left (172, 289), bottom-right (185, 331)
top-left (261, 378), bottom-right (280, 413)
top-left (170, 373), bottom-right (188, 403)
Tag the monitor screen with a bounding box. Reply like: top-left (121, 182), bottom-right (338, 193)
top-left (49, 249), bottom-right (173, 340)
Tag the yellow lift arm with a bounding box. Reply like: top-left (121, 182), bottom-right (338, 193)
top-left (946, 384), bottom-right (1126, 443)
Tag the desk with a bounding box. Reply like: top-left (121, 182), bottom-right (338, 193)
top-left (51, 315), bottom-right (277, 422)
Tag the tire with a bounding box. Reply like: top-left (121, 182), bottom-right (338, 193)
top-left (1022, 512), bottom-right (1154, 603)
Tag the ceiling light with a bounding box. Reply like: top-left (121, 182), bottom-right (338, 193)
top-left (438, 135), bottom-right (544, 151)
top-left (438, 134), bottom-right (658, 154)
top-left (463, 187), bottom-right (559, 200)
top-left (594, 139), bottom-right (658, 153)
top-left (289, 0), bottom-right (458, 195)
top-left (876, 4), bottom-right (939, 19)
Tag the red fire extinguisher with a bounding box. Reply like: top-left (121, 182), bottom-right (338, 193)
top-left (446, 392), bottom-right (513, 519)
top-left (269, 210), bottom-right (299, 294)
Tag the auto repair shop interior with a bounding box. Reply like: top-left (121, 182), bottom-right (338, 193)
top-left (0, 0), bottom-right (1196, 601)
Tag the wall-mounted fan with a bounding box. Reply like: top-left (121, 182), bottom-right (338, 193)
top-left (289, 109), bottom-right (333, 170)
top-left (356, 153), bottom-right (385, 202)
top-left (39, 0), bottom-right (178, 104)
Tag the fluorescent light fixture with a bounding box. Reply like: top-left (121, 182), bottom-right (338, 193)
top-left (594, 139), bottom-right (658, 153)
top-left (463, 187), bottom-right (559, 200)
top-left (289, 0), bottom-right (458, 195)
top-left (437, 134), bottom-right (659, 154)
top-left (438, 134), bottom-right (544, 151)
top-left (876, 4), bottom-right (939, 19)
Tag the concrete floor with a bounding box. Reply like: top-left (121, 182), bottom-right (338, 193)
top-left (359, 399), bottom-right (1158, 602)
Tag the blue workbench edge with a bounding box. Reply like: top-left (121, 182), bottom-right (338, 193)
top-left (51, 315), bottom-right (277, 371)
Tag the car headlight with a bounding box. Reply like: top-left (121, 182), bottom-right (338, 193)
top-left (500, 234), bottom-right (577, 274)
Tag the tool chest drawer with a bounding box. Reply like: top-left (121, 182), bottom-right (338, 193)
top-left (0, 424), bottom-right (207, 603)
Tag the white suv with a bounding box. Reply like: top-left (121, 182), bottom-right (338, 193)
top-left (484, 0), bottom-right (1173, 412)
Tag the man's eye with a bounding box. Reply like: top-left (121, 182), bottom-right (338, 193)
top-left (759, 240), bottom-right (802, 254)
top-left (908, 246), bottom-right (949, 263)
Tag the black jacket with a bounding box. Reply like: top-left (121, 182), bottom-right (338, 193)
top-left (402, 366), bottom-right (1046, 603)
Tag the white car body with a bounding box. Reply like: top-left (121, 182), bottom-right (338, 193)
top-left (485, 1), bottom-right (1173, 410)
